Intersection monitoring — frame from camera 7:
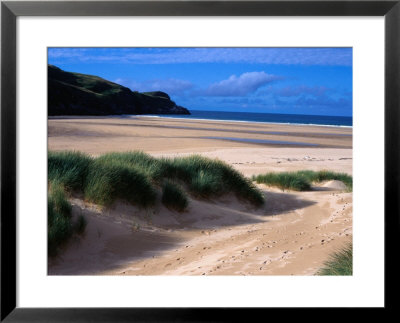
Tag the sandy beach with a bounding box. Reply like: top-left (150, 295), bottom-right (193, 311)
top-left (48, 116), bottom-right (352, 275)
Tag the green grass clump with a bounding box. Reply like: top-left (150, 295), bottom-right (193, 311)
top-left (48, 182), bottom-right (88, 257)
top-left (85, 159), bottom-right (157, 207)
top-left (96, 151), bottom-right (173, 182)
top-left (253, 172), bottom-right (311, 191)
top-left (48, 182), bottom-right (72, 216)
top-left (89, 152), bottom-right (264, 206)
top-left (167, 155), bottom-right (264, 205)
top-left (317, 244), bottom-right (353, 275)
top-left (48, 182), bottom-right (73, 256)
top-left (48, 150), bottom-right (264, 208)
top-left (161, 181), bottom-right (188, 212)
top-left (189, 170), bottom-right (223, 197)
top-left (253, 170), bottom-right (352, 192)
top-left (48, 151), bottom-right (92, 191)
top-left (312, 170), bottom-right (352, 191)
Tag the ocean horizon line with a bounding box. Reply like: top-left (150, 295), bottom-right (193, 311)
top-left (126, 110), bottom-right (353, 128)
top-left (189, 109), bottom-right (352, 118)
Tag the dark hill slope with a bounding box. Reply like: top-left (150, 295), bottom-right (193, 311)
top-left (48, 65), bottom-right (190, 116)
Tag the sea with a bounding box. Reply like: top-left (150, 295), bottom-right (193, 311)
top-left (134, 110), bottom-right (352, 127)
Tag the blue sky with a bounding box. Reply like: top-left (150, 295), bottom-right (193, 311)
top-left (48, 48), bottom-right (352, 116)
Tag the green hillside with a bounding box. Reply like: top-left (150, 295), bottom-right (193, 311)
top-left (48, 65), bottom-right (190, 116)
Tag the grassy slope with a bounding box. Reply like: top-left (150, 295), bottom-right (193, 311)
top-left (161, 181), bottom-right (189, 212)
top-left (48, 182), bottom-right (86, 256)
top-left (48, 150), bottom-right (265, 256)
top-left (49, 151), bottom-right (353, 262)
top-left (48, 150), bottom-right (265, 209)
top-left (253, 170), bottom-right (352, 192)
top-left (48, 65), bottom-right (190, 115)
top-left (317, 244), bottom-right (353, 275)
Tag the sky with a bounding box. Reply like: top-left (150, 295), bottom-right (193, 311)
top-left (48, 48), bottom-right (352, 117)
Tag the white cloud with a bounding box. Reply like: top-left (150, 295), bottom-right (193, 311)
top-left (204, 71), bottom-right (280, 96)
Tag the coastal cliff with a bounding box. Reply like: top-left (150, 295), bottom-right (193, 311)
top-left (48, 65), bottom-right (190, 116)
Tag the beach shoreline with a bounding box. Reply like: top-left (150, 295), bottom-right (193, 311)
top-left (48, 115), bottom-right (352, 149)
top-left (49, 113), bottom-right (353, 128)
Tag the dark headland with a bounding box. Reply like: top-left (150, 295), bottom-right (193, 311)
top-left (48, 65), bottom-right (190, 116)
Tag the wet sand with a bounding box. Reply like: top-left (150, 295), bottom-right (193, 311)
top-left (48, 116), bottom-right (352, 152)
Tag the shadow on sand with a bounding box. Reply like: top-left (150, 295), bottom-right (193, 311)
top-left (260, 190), bottom-right (316, 216)
top-left (48, 189), bottom-right (317, 275)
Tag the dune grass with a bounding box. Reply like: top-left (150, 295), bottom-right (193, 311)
top-left (96, 151), bottom-right (167, 182)
top-left (317, 244), bottom-right (353, 275)
top-left (166, 155), bottom-right (264, 206)
top-left (310, 170), bottom-right (352, 191)
top-left (161, 181), bottom-right (188, 212)
top-left (253, 170), bottom-right (352, 192)
top-left (50, 150), bottom-right (264, 208)
top-left (48, 182), bottom-right (87, 257)
top-left (85, 159), bottom-right (157, 207)
top-left (253, 172), bottom-right (311, 191)
top-left (48, 151), bottom-right (93, 191)
top-left (98, 153), bottom-right (264, 204)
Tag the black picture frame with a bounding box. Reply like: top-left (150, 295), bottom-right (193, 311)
top-left (1, 0), bottom-right (399, 321)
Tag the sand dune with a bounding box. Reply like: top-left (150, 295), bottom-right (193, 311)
top-left (48, 116), bottom-right (352, 275)
top-left (49, 184), bottom-right (352, 276)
